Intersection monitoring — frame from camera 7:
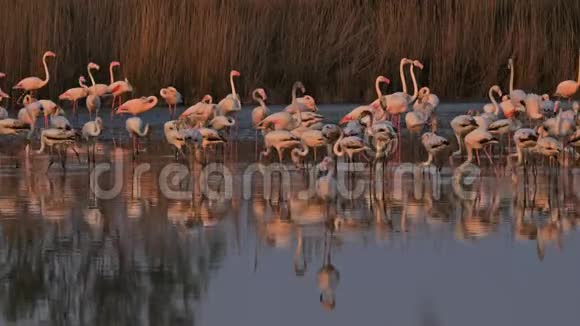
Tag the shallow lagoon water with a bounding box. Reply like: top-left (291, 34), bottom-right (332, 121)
top-left (0, 103), bottom-right (579, 325)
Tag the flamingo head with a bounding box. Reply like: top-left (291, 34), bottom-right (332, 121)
top-left (202, 94), bottom-right (213, 104)
top-left (79, 76), bottom-right (87, 83)
top-left (88, 62), bottom-right (100, 70)
top-left (111, 61), bottom-right (121, 67)
top-left (413, 60), bottom-right (424, 69)
top-left (44, 51), bottom-right (56, 58)
top-left (0, 72), bottom-right (5, 78)
top-left (541, 94), bottom-right (550, 101)
top-left (257, 88), bottom-right (267, 100)
top-left (491, 85), bottom-right (502, 96)
top-left (377, 76), bottom-right (391, 85)
top-left (231, 70), bottom-right (241, 77)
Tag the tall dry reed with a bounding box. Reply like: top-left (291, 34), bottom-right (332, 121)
top-left (0, 0), bottom-right (578, 103)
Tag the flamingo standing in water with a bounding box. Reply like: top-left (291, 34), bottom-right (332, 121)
top-left (461, 126), bottom-right (499, 167)
top-left (216, 70), bottom-right (241, 117)
top-left (160, 86), bottom-right (183, 116)
top-left (13, 51), bottom-right (56, 100)
top-left (80, 76), bottom-right (101, 118)
top-left (180, 95), bottom-right (214, 127)
top-left (82, 117), bottom-right (103, 163)
top-left (59, 76), bottom-right (89, 113)
top-left (340, 76), bottom-right (390, 124)
top-left (554, 50), bottom-right (580, 102)
top-left (124, 117), bottom-right (149, 160)
top-left (260, 130), bottom-right (301, 163)
top-left (116, 96), bottom-right (158, 116)
top-left (86, 63), bottom-right (110, 96)
top-left (108, 61), bottom-right (133, 114)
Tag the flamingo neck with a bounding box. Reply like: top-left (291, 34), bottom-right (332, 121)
top-left (375, 77), bottom-right (383, 99)
top-left (79, 77), bottom-right (88, 89)
top-left (516, 145), bottom-right (523, 165)
top-left (87, 65), bottom-right (96, 86)
top-left (42, 53), bottom-right (50, 86)
top-left (230, 73), bottom-right (237, 97)
top-left (489, 88), bottom-right (500, 115)
top-left (109, 63), bottom-right (116, 84)
top-left (333, 133), bottom-right (344, 157)
top-left (409, 64), bottom-right (419, 103)
top-left (291, 84), bottom-right (299, 103)
top-left (509, 61), bottom-right (514, 93)
top-left (400, 60), bottom-right (408, 95)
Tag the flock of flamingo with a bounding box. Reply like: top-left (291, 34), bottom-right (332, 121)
top-left (0, 50), bottom-right (579, 176)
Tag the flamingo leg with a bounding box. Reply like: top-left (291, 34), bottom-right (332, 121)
top-left (484, 146), bottom-right (494, 165)
top-left (44, 115), bottom-right (49, 129)
top-left (132, 135), bottom-right (137, 161)
top-left (476, 150), bottom-right (481, 166)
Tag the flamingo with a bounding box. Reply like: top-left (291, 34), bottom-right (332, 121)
top-left (462, 127), bottom-right (499, 167)
top-left (160, 86), bottom-right (183, 116)
top-left (382, 60), bottom-right (423, 139)
top-left (80, 76), bottom-right (101, 118)
top-left (532, 133), bottom-right (563, 166)
top-left (108, 61), bottom-right (133, 113)
top-left (414, 87), bottom-right (440, 111)
top-left (116, 96), bottom-right (158, 116)
top-left (256, 111), bottom-right (300, 131)
top-left (260, 130), bottom-right (301, 163)
top-left (421, 131), bottom-right (451, 167)
top-left (209, 115), bottom-right (235, 132)
top-left (512, 128), bottom-right (538, 165)
top-left (37, 128), bottom-right (80, 170)
top-left (316, 156), bottom-right (337, 202)
top-left (216, 70), bottom-right (241, 117)
top-left (333, 129), bottom-right (370, 169)
top-left (163, 120), bottom-right (186, 159)
top-left (291, 129), bottom-right (327, 166)
top-left (86, 62), bottom-right (110, 96)
top-left (59, 76), bottom-right (89, 113)
top-left (523, 93), bottom-right (544, 123)
top-left (125, 117), bottom-right (149, 159)
top-left (481, 85), bottom-right (502, 120)
top-left (488, 110), bottom-right (523, 153)
top-left (180, 95), bottom-right (215, 127)
top-left (82, 117), bottom-right (103, 163)
top-left (507, 58), bottom-right (527, 107)
top-left (13, 51), bottom-right (56, 98)
top-left (284, 81), bottom-right (307, 113)
top-left (340, 76), bottom-right (390, 124)
top-left (50, 112), bottom-right (72, 131)
top-left (450, 114), bottom-right (478, 156)
top-left (0, 118), bottom-right (30, 135)
top-left (252, 88), bottom-right (269, 150)
top-left (554, 49), bottom-right (580, 101)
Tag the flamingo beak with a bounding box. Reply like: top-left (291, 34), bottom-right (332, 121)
top-left (232, 70), bottom-right (241, 77)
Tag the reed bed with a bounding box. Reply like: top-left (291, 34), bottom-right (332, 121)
top-left (0, 0), bottom-right (578, 104)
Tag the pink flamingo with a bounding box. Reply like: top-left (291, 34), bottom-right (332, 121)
top-left (116, 96), bottom-right (158, 116)
top-left (216, 70), bottom-right (241, 117)
top-left (160, 86), bottom-right (183, 116)
top-left (554, 50), bottom-right (580, 102)
top-left (108, 61), bottom-right (133, 115)
top-left (86, 62), bottom-right (110, 96)
top-left (13, 51), bottom-right (56, 99)
top-left (340, 76), bottom-right (390, 124)
top-left (180, 95), bottom-right (214, 127)
top-left (59, 76), bottom-right (89, 113)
